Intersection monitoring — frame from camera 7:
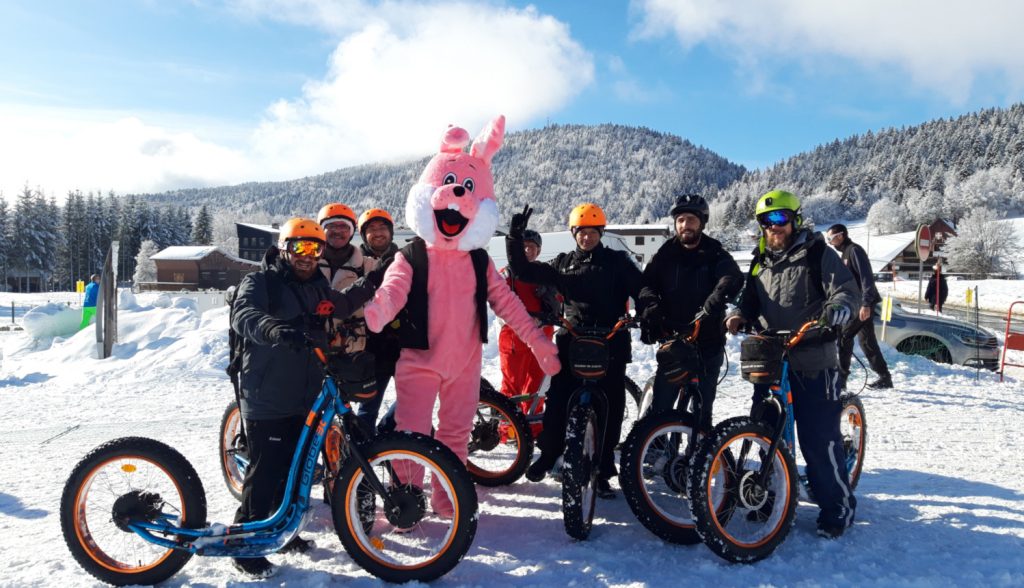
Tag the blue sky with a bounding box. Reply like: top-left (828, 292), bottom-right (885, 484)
top-left (2, 0), bottom-right (1023, 199)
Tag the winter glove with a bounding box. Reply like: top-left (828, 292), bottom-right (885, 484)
top-left (640, 304), bottom-right (665, 332)
top-left (365, 265), bottom-right (386, 289)
top-left (826, 304), bottom-right (852, 327)
top-left (508, 204), bottom-right (533, 240)
top-left (268, 324), bottom-right (307, 350)
top-left (531, 338), bottom-right (562, 376)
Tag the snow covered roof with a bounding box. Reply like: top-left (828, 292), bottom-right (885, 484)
top-left (151, 246), bottom-right (219, 261)
top-left (605, 224), bottom-right (672, 235)
top-left (150, 246), bottom-right (257, 266)
top-left (236, 222), bottom-right (280, 232)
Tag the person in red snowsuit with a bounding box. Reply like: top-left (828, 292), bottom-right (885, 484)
top-left (499, 229), bottom-right (558, 436)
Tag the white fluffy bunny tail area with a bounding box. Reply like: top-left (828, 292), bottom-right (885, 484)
top-left (459, 198), bottom-right (499, 251)
top-left (406, 183), bottom-right (437, 245)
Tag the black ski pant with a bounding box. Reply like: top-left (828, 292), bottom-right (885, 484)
top-left (356, 367), bottom-right (393, 432)
top-left (650, 349), bottom-right (724, 432)
top-left (752, 368), bottom-right (856, 529)
top-left (537, 356), bottom-right (627, 482)
top-left (234, 415), bottom-right (306, 524)
top-left (838, 309), bottom-right (890, 381)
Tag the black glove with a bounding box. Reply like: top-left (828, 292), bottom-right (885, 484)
top-left (640, 304), bottom-right (665, 333)
top-left (509, 204), bottom-right (533, 239)
top-left (365, 266), bottom-right (386, 289)
top-left (268, 324), bottom-right (307, 350)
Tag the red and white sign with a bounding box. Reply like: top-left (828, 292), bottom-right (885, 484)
top-left (915, 225), bottom-right (933, 260)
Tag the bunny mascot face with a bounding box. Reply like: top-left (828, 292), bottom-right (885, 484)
top-left (405, 117), bottom-right (504, 251)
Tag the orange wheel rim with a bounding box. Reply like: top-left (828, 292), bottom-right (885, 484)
top-left (73, 455), bottom-right (184, 574)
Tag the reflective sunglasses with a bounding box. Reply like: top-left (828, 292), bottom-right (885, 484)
top-left (757, 209), bottom-right (795, 228)
top-left (287, 239), bottom-right (325, 257)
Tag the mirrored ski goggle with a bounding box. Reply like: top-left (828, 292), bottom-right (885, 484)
top-left (287, 239), bottom-right (325, 257)
top-left (757, 209), bottom-right (795, 228)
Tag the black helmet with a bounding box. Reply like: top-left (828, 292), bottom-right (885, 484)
top-left (670, 193), bottom-right (709, 224)
top-left (523, 229), bottom-right (542, 247)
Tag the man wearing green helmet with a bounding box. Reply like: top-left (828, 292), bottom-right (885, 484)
top-left (726, 190), bottom-right (860, 539)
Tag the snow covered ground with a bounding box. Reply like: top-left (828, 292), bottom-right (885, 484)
top-left (2, 292), bottom-right (1024, 586)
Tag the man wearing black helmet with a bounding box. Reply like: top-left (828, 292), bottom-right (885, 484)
top-left (498, 229), bottom-right (558, 432)
top-left (638, 194), bottom-right (742, 431)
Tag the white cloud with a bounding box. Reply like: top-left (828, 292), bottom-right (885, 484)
top-left (632, 0), bottom-right (1024, 103)
top-left (1, 1), bottom-right (593, 199)
top-left (0, 105), bottom-right (252, 198)
top-left (249, 3), bottom-right (594, 179)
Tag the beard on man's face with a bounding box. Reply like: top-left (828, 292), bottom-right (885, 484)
top-left (677, 229), bottom-right (701, 246)
top-left (765, 227), bottom-right (793, 251)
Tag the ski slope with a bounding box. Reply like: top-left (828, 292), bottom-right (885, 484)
top-left (1, 292), bottom-right (1023, 586)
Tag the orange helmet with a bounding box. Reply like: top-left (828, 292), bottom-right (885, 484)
top-left (568, 203), bottom-right (607, 229)
top-left (358, 208), bottom-right (394, 234)
top-left (278, 218), bottom-right (326, 245)
top-left (317, 203), bottom-right (357, 228)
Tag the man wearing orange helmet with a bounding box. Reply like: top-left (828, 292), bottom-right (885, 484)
top-left (229, 217), bottom-right (380, 578)
top-left (358, 208), bottom-right (399, 261)
top-left (506, 203), bottom-right (643, 498)
top-left (356, 207), bottom-right (400, 428)
top-left (318, 203), bottom-right (375, 292)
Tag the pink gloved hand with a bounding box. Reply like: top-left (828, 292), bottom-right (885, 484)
top-left (531, 339), bottom-right (561, 376)
top-left (363, 301), bottom-right (385, 333)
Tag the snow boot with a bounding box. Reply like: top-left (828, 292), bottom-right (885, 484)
top-left (867, 374), bottom-right (893, 390)
top-left (232, 556), bottom-right (277, 578)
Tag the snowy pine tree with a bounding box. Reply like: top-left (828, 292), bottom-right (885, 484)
top-left (192, 205), bottom-right (213, 245)
top-left (132, 240), bottom-right (159, 285)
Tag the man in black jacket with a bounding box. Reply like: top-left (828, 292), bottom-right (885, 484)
top-left (826, 224), bottom-right (893, 390)
top-left (507, 203), bottom-right (643, 498)
top-left (639, 194), bottom-right (742, 430)
top-left (356, 208), bottom-right (401, 429)
top-left (230, 218), bottom-right (379, 578)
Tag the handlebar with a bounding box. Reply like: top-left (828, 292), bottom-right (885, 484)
top-left (747, 320), bottom-right (834, 349)
top-left (561, 315), bottom-right (639, 340)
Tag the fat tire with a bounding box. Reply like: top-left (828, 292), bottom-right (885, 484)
top-left (467, 386), bottom-right (533, 486)
top-left (331, 431), bottom-right (478, 583)
top-left (218, 400), bottom-right (245, 501)
top-left (60, 437), bottom-right (207, 586)
top-left (619, 410), bottom-right (700, 544)
top-left (688, 417), bottom-right (797, 564)
top-left (840, 394), bottom-right (867, 490)
top-left (562, 402), bottom-right (599, 540)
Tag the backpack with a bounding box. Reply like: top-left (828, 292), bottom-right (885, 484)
top-left (225, 276), bottom-right (285, 392)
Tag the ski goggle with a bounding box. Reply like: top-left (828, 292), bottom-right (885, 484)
top-left (286, 239), bottom-right (325, 257)
top-left (757, 209), bottom-right (795, 228)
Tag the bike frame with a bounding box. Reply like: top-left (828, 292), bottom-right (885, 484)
top-left (748, 322), bottom-right (855, 488)
top-left (124, 361), bottom-right (393, 558)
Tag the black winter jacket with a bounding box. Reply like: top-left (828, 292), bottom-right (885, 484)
top-left (506, 237), bottom-right (643, 361)
top-left (361, 242), bottom-right (402, 367)
top-left (833, 238), bottom-right (881, 307)
top-left (231, 247), bottom-right (377, 420)
top-left (638, 234), bottom-right (742, 350)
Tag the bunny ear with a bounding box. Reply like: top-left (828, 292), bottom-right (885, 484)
top-left (440, 125), bottom-right (470, 154)
top-left (469, 115), bottom-right (505, 164)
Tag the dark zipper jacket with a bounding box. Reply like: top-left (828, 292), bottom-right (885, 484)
top-left (231, 247), bottom-right (376, 420)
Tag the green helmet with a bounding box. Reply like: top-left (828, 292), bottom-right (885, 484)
top-left (755, 190), bottom-right (801, 215)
